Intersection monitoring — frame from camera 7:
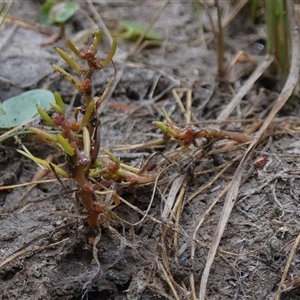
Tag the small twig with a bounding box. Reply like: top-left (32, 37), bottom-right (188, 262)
top-left (4, 15), bottom-right (54, 35)
top-left (157, 262), bottom-right (180, 300)
top-left (0, 238), bottom-right (69, 268)
top-left (0, 178), bottom-right (70, 191)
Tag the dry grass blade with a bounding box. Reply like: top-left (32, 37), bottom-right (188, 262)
top-left (0, 178), bottom-right (69, 191)
top-left (112, 140), bottom-right (165, 151)
top-left (190, 182), bottom-right (230, 299)
top-left (217, 54), bottom-right (274, 122)
top-left (161, 174), bottom-right (186, 219)
top-left (199, 2), bottom-right (300, 299)
top-left (172, 178), bottom-right (187, 255)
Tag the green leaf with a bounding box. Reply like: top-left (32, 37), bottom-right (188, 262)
top-left (40, 0), bottom-right (56, 25)
top-left (17, 149), bottom-right (70, 178)
top-left (120, 21), bottom-right (163, 41)
top-left (0, 89), bottom-right (55, 128)
top-left (0, 104), bottom-right (5, 116)
top-left (49, 2), bottom-right (79, 24)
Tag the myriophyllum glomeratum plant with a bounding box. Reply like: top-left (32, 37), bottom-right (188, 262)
top-left (18, 31), bottom-right (157, 227)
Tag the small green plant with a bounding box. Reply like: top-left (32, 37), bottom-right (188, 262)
top-left (119, 20), bottom-right (163, 41)
top-left (18, 31), bottom-right (157, 227)
top-left (153, 109), bottom-right (252, 146)
top-left (10, 30), bottom-right (256, 229)
top-left (40, 0), bottom-right (79, 42)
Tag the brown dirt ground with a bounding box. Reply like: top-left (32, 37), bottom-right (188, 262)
top-left (1, 1), bottom-right (300, 300)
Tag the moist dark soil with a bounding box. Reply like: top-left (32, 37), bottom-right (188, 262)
top-left (1, 2), bottom-right (300, 300)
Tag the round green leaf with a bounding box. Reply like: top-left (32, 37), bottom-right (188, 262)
top-left (50, 3), bottom-right (79, 24)
top-left (0, 89), bottom-right (55, 128)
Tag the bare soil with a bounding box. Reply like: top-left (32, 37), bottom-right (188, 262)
top-left (1, 1), bottom-right (300, 300)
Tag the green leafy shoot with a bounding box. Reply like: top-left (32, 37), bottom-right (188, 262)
top-left (119, 20), bottom-right (163, 41)
top-left (0, 89), bottom-right (54, 128)
top-left (17, 149), bottom-right (70, 178)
